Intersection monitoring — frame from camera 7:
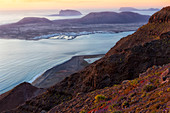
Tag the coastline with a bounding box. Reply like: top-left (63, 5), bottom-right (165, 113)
top-left (32, 54), bottom-right (104, 88)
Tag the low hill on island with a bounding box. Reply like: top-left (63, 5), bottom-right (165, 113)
top-left (0, 6), bottom-right (169, 113)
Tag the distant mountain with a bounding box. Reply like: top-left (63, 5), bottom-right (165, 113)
top-left (49, 9), bottom-right (82, 16)
top-left (78, 12), bottom-right (150, 24)
top-left (3, 6), bottom-right (169, 113)
top-left (119, 7), bottom-right (160, 11)
top-left (53, 12), bottom-right (150, 24)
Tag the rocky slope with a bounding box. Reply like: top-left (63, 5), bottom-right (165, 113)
top-left (49, 64), bottom-right (170, 113)
top-left (0, 82), bottom-right (45, 112)
top-left (1, 6), bottom-right (170, 113)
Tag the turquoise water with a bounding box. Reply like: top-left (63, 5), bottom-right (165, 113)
top-left (0, 31), bottom-right (134, 94)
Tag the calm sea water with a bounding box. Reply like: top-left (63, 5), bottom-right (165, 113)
top-left (0, 31), bottom-right (134, 94)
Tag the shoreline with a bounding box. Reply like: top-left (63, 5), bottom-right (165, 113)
top-left (0, 30), bottom-right (135, 41)
top-left (32, 54), bottom-right (104, 88)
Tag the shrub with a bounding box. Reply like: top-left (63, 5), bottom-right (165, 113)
top-left (109, 103), bottom-right (119, 110)
top-left (95, 95), bottom-right (106, 102)
top-left (111, 111), bottom-right (122, 113)
top-left (158, 91), bottom-right (163, 96)
top-left (143, 84), bottom-right (156, 92)
top-left (122, 101), bottom-right (129, 108)
top-left (141, 92), bottom-right (146, 97)
top-left (80, 110), bottom-right (86, 113)
top-left (117, 96), bottom-right (125, 102)
top-left (130, 78), bottom-right (139, 86)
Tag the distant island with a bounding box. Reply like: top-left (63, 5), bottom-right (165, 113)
top-left (49, 9), bottom-right (82, 16)
top-left (119, 7), bottom-right (160, 11)
top-left (0, 11), bottom-right (149, 40)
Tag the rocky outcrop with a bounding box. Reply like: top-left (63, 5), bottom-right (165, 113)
top-left (0, 82), bottom-right (45, 112)
top-left (149, 6), bottom-right (170, 23)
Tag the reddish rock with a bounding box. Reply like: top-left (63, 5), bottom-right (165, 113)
top-left (0, 82), bottom-right (45, 112)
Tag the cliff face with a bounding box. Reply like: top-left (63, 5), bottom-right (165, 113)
top-left (2, 6), bottom-right (170, 113)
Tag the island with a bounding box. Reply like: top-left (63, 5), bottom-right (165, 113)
top-left (0, 12), bottom-right (150, 40)
top-left (49, 9), bottom-right (82, 16)
top-left (119, 7), bottom-right (160, 11)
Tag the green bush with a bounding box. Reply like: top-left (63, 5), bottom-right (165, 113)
top-left (80, 110), bottom-right (86, 113)
top-left (111, 111), bottom-right (122, 113)
top-left (95, 95), bottom-right (106, 102)
top-left (122, 101), bottom-right (129, 108)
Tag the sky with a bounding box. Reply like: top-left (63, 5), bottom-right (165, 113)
top-left (0, 0), bottom-right (169, 10)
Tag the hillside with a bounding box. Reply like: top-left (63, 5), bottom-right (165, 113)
top-left (1, 6), bottom-right (170, 113)
top-left (0, 82), bottom-right (45, 113)
top-left (49, 63), bottom-right (170, 113)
